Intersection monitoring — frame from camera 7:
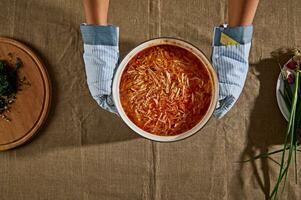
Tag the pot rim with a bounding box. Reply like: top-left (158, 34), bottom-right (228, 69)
top-left (112, 37), bottom-right (219, 142)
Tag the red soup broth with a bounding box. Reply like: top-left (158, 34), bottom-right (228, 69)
top-left (119, 45), bottom-right (213, 136)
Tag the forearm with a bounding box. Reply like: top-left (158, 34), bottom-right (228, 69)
top-left (81, 0), bottom-right (119, 114)
top-left (212, 1), bottom-right (257, 118)
top-left (83, 0), bottom-right (110, 25)
top-left (81, 25), bottom-right (119, 114)
top-left (228, 0), bottom-right (259, 27)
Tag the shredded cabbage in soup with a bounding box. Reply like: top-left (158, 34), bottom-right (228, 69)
top-left (120, 45), bottom-right (213, 136)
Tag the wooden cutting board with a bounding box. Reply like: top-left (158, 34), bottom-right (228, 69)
top-left (0, 37), bottom-right (51, 151)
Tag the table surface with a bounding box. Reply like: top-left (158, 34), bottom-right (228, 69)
top-left (0, 0), bottom-right (300, 199)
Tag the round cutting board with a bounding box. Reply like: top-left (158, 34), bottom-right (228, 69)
top-left (0, 37), bottom-right (51, 151)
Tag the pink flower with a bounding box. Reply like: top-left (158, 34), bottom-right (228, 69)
top-left (282, 56), bottom-right (300, 84)
top-left (285, 58), bottom-right (298, 70)
top-left (287, 73), bottom-right (295, 84)
top-left (282, 61), bottom-right (296, 84)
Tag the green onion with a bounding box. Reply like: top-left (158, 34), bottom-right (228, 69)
top-left (242, 56), bottom-right (301, 199)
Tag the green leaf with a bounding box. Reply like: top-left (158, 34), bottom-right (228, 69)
top-left (280, 90), bottom-right (291, 111)
top-left (240, 148), bottom-right (287, 163)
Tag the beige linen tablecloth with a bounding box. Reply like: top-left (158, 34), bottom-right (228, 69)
top-left (0, 0), bottom-right (301, 199)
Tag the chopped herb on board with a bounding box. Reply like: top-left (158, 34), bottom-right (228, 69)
top-left (0, 56), bottom-right (24, 121)
top-left (0, 60), bottom-right (19, 96)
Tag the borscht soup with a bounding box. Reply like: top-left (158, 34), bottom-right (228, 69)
top-left (119, 45), bottom-right (213, 136)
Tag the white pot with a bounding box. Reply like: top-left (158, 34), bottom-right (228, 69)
top-left (112, 38), bottom-right (219, 142)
